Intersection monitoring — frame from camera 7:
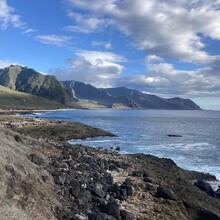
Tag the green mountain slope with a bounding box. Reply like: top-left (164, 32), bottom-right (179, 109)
top-left (0, 65), bottom-right (73, 104)
top-left (63, 80), bottom-right (201, 110)
top-left (0, 85), bottom-right (68, 110)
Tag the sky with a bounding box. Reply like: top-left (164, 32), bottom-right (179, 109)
top-left (1, 0), bottom-right (220, 110)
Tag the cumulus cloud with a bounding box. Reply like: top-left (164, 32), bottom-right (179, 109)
top-left (146, 55), bottom-right (164, 64)
top-left (35, 35), bottom-right (72, 47)
top-left (0, 0), bottom-right (24, 29)
top-left (50, 50), bottom-right (125, 87)
top-left (113, 63), bottom-right (220, 97)
top-left (66, 0), bottom-right (220, 64)
top-left (63, 0), bottom-right (220, 99)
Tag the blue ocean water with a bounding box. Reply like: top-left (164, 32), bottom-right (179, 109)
top-left (26, 109), bottom-right (220, 180)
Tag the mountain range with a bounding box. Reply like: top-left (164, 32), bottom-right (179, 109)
top-left (63, 80), bottom-right (201, 110)
top-left (0, 65), bottom-right (201, 110)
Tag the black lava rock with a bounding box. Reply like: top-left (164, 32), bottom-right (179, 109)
top-left (215, 187), bottom-right (220, 199)
top-left (14, 134), bottom-right (22, 143)
top-left (194, 179), bottom-right (215, 197)
top-left (54, 173), bottom-right (66, 185)
top-left (156, 186), bottom-right (176, 200)
top-left (101, 201), bottom-right (120, 219)
top-left (120, 209), bottom-right (135, 220)
top-left (131, 171), bottom-right (143, 177)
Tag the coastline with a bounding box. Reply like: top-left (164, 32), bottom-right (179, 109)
top-left (0, 113), bottom-right (220, 219)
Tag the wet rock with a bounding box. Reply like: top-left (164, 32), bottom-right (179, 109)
top-left (101, 201), bottom-right (120, 219)
top-left (156, 187), bottom-right (176, 200)
top-left (194, 179), bottom-right (215, 197)
top-left (115, 147), bottom-right (120, 151)
top-left (29, 153), bottom-right (45, 166)
top-left (120, 209), bottom-right (135, 220)
top-left (167, 134), bottom-right (182, 137)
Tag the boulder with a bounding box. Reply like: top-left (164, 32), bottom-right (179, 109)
top-left (91, 186), bottom-right (105, 198)
top-left (215, 187), bottom-right (220, 199)
top-left (194, 179), bottom-right (215, 197)
top-left (94, 213), bottom-right (109, 220)
top-left (115, 147), bottom-right (120, 151)
top-left (53, 161), bottom-right (69, 170)
top-left (120, 209), bottom-right (135, 220)
top-left (131, 171), bottom-right (143, 177)
top-left (14, 134), bottom-right (22, 143)
top-left (29, 153), bottom-right (45, 166)
top-left (143, 177), bottom-right (153, 183)
top-left (121, 181), bottom-right (133, 197)
top-left (156, 186), bottom-right (176, 200)
top-left (54, 173), bottom-right (66, 185)
top-left (70, 179), bottom-right (81, 197)
top-left (101, 201), bottom-right (120, 219)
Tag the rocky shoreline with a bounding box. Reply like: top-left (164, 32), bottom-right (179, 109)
top-left (0, 114), bottom-right (220, 220)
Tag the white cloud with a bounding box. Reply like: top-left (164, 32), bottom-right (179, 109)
top-left (22, 28), bottom-right (37, 35)
top-left (113, 62), bottom-right (220, 97)
top-left (92, 41), bottom-right (112, 49)
top-left (0, 60), bottom-right (16, 68)
top-left (50, 50), bottom-right (125, 87)
top-left (63, 0), bottom-right (220, 100)
top-left (0, 0), bottom-right (24, 29)
top-left (35, 35), bottom-right (72, 47)
top-left (146, 55), bottom-right (164, 63)
top-left (64, 11), bottom-right (110, 33)
top-left (66, 0), bottom-right (220, 65)
top-left (66, 0), bottom-right (116, 12)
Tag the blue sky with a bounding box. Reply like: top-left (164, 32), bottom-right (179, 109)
top-left (1, 0), bottom-right (220, 110)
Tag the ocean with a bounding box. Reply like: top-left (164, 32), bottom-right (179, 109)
top-left (26, 109), bottom-right (220, 181)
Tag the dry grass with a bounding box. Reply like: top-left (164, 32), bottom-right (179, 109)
top-left (0, 85), bottom-right (67, 110)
